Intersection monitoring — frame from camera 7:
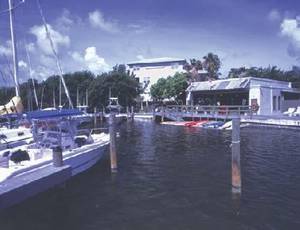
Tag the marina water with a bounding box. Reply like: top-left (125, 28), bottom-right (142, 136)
top-left (0, 120), bottom-right (300, 229)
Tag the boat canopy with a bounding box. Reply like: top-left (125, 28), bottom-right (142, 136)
top-left (25, 109), bottom-right (82, 120)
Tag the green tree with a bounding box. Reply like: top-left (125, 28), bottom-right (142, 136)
top-left (150, 78), bottom-right (168, 101)
top-left (150, 73), bottom-right (188, 103)
top-left (88, 65), bottom-right (141, 109)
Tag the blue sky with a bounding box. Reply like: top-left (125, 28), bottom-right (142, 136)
top-left (1, 0), bottom-right (300, 84)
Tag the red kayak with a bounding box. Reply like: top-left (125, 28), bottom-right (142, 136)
top-left (184, 120), bottom-right (209, 127)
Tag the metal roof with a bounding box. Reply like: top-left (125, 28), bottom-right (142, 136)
top-left (187, 77), bottom-right (251, 92)
top-left (127, 58), bottom-right (186, 67)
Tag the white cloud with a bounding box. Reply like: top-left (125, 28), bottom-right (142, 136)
top-left (268, 9), bottom-right (281, 22)
top-left (56, 9), bottom-right (75, 31)
top-left (281, 18), bottom-right (300, 47)
top-left (25, 42), bottom-right (36, 53)
top-left (18, 60), bottom-right (27, 68)
top-left (71, 47), bottom-right (110, 74)
top-left (0, 41), bottom-right (12, 56)
top-left (88, 10), bottom-right (119, 33)
top-left (30, 24), bottom-right (70, 55)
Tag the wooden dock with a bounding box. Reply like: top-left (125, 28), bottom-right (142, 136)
top-left (154, 105), bottom-right (300, 128)
top-left (154, 105), bottom-right (253, 122)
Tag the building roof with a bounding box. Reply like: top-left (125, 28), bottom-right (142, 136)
top-left (186, 77), bottom-right (293, 92)
top-left (187, 77), bottom-right (251, 92)
top-left (127, 57), bottom-right (186, 67)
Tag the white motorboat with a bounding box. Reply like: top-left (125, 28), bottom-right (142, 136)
top-left (0, 109), bottom-right (110, 183)
top-left (0, 127), bottom-right (33, 151)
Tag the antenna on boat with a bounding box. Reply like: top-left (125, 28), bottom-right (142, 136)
top-left (36, 0), bottom-right (74, 108)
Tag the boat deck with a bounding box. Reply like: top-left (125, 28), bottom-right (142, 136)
top-left (0, 164), bottom-right (71, 210)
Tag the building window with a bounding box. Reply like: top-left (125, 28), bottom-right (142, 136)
top-left (278, 96), bottom-right (281, 111)
top-left (273, 96), bottom-right (276, 111)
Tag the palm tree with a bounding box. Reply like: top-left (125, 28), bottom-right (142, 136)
top-left (203, 53), bottom-right (221, 80)
top-left (183, 58), bottom-right (203, 82)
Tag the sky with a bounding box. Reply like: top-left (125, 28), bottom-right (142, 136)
top-left (1, 0), bottom-right (300, 84)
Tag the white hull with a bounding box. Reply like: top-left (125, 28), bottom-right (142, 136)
top-left (0, 133), bottom-right (109, 183)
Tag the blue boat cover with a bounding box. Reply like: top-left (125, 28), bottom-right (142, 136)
top-left (0, 113), bottom-right (20, 119)
top-left (25, 109), bottom-right (83, 120)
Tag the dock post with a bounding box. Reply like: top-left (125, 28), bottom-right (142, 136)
top-left (232, 116), bottom-right (241, 194)
top-left (101, 107), bottom-right (105, 123)
top-left (94, 107), bottom-right (97, 127)
top-left (126, 106), bottom-right (130, 119)
top-left (131, 106), bottom-right (134, 120)
top-left (161, 106), bottom-right (165, 122)
top-left (109, 113), bottom-right (117, 172)
top-left (52, 146), bottom-right (63, 167)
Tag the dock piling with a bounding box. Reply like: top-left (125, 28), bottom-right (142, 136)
top-left (232, 116), bottom-right (241, 194)
top-left (109, 113), bottom-right (117, 172)
top-left (94, 107), bottom-right (97, 127)
top-left (126, 106), bottom-right (130, 119)
top-left (161, 106), bottom-right (165, 122)
top-left (131, 106), bottom-right (134, 120)
top-left (52, 146), bottom-right (63, 167)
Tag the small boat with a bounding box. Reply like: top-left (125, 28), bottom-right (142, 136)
top-left (184, 120), bottom-right (209, 127)
top-left (202, 121), bottom-right (225, 129)
top-left (0, 109), bottom-right (110, 183)
top-left (220, 120), bottom-right (250, 130)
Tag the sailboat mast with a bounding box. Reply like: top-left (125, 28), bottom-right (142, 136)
top-left (25, 44), bottom-right (39, 108)
top-left (76, 87), bottom-right (79, 107)
top-left (86, 89), bottom-right (88, 107)
top-left (59, 77), bottom-right (62, 108)
top-left (53, 88), bottom-right (56, 107)
top-left (8, 0), bottom-right (19, 97)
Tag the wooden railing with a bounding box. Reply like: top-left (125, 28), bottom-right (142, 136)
top-left (155, 105), bottom-right (255, 120)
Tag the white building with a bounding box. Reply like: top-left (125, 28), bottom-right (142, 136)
top-left (127, 58), bottom-right (187, 102)
top-left (186, 77), bottom-right (300, 116)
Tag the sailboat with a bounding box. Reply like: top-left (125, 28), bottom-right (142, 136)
top-left (0, 0), bottom-right (33, 150)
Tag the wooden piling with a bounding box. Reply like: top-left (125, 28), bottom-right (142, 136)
top-left (94, 107), bottom-right (97, 127)
top-left (126, 106), bottom-right (130, 120)
top-left (131, 106), bottom-right (134, 120)
top-left (109, 113), bottom-right (117, 172)
top-left (52, 146), bottom-right (63, 167)
top-left (100, 107), bottom-right (104, 123)
top-left (232, 116), bottom-right (241, 194)
top-left (161, 106), bottom-right (165, 122)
